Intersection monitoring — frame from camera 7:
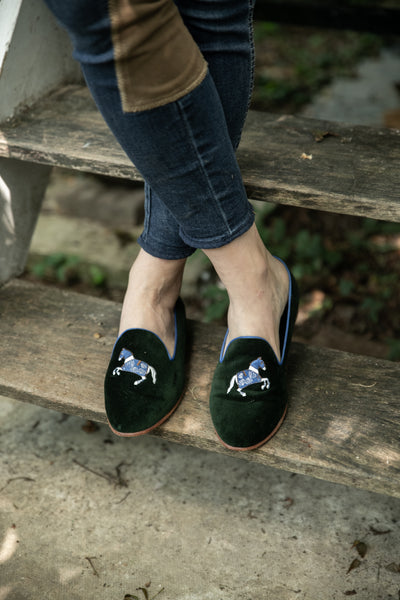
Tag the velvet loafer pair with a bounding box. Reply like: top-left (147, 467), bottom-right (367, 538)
top-left (209, 261), bottom-right (299, 451)
top-left (104, 297), bottom-right (186, 437)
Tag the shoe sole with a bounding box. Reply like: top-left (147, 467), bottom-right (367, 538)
top-left (213, 402), bottom-right (288, 451)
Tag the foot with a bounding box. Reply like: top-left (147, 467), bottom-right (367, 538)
top-left (105, 296), bottom-right (187, 437)
top-left (119, 249), bottom-right (186, 357)
top-left (209, 269), bottom-right (299, 450)
top-left (203, 224), bottom-right (289, 361)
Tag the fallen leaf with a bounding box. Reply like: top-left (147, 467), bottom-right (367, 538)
top-left (347, 558), bottom-right (361, 574)
top-left (385, 563), bottom-right (400, 573)
top-left (283, 497), bottom-right (294, 508)
top-left (124, 595), bottom-right (139, 600)
top-left (352, 540), bottom-right (367, 558)
top-left (82, 420), bottom-right (100, 433)
top-left (93, 332), bottom-right (102, 339)
top-left (313, 130), bottom-right (340, 143)
top-left (301, 153), bottom-right (312, 160)
top-left (369, 526), bottom-right (392, 535)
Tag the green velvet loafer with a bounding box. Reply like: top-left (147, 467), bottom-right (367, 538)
top-left (104, 298), bottom-right (186, 437)
top-left (209, 262), bottom-right (299, 451)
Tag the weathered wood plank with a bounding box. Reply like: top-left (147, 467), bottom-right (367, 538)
top-left (242, 112), bottom-right (400, 221)
top-left (253, 0), bottom-right (400, 35)
top-left (0, 280), bottom-right (399, 498)
top-left (1, 85), bottom-right (399, 222)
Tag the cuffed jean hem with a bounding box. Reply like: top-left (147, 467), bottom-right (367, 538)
top-left (138, 204), bottom-right (255, 260)
top-left (179, 204), bottom-right (255, 251)
top-left (137, 234), bottom-right (197, 261)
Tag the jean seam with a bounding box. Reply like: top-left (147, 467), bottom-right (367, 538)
top-left (235, 0), bottom-right (255, 147)
top-left (141, 183), bottom-right (151, 245)
top-left (176, 89), bottom-right (233, 239)
top-left (140, 184), bottom-right (195, 257)
top-left (138, 235), bottom-right (196, 259)
top-left (248, 0), bottom-right (256, 110)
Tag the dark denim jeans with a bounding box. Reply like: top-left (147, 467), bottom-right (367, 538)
top-left (44, 0), bottom-right (255, 259)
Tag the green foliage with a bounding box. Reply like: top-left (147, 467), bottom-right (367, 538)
top-left (338, 278), bottom-right (355, 297)
top-left (387, 339), bottom-right (400, 362)
top-left (360, 297), bottom-right (384, 324)
top-left (202, 284), bottom-right (229, 323)
top-left (255, 211), bottom-right (343, 281)
top-left (30, 253), bottom-right (80, 284)
top-left (88, 264), bottom-right (107, 287)
top-left (28, 253), bottom-right (107, 288)
top-left (253, 20), bottom-right (281, 42)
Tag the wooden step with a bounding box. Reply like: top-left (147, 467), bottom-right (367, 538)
top-left (0, 279), bottom-right (399, 498)
top-left (1, 84), bottom-right (399, 222)
top-left (253, 0), bottom-right (400, 35)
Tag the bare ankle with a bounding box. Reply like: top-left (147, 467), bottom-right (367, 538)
top-left (203, 226), bottom-right (290, 360)
top-left (118, 250), bottom-right (186, 355)
top-left (127, 250), bottom-right (185, 307)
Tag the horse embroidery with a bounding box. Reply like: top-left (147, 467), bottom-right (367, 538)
top-left (113, 348), bottom-right (157, 386)
top-left (227, 357), bottom-right (270, 397)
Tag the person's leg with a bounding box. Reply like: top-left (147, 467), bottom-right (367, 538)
top-left (176, 0), bottom-right (255, 150)
top-left (44, 0), bottom-right (252, 356)
top-left (204, 225), bottom-right (289, 361)
top-left (119, 186), bottom-right (188, 357)
top-left (124, 0), bottom-right (260, 352)
top-left (138, 0), bottom-right (256, 261)
top-left (113, 70), bottom-right (255, 354)
top-left (173, 0), bottom-right (296, 451)
top-left (175, 0), bottom-right (289, 360)
top-left (133, 0), bottom-right (288, 359)
top-left (44, 0), bottom-right (296, 444)
top-left (128, 0), bottom-right (289, 358)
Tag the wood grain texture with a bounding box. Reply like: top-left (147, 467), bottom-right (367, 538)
top-left (1, 85), bottom-right (399, 222)
top-left (0, 280), bottom-right (399, 498)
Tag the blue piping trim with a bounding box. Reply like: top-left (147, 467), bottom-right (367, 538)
top-left (219, 329), bottom-right (229, 362)
top-left (275, 257), bottom-right (292, 366)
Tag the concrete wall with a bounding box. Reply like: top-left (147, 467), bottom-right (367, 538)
top-left (0, 0), bottom-right (82, 283)
top-left (0, 0), bottom-right (81, 122)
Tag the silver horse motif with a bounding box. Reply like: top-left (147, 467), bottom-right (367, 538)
top-left (227, 357), bottom-right (270, 397)
top-left (113, 348), bottom-right (157, 386)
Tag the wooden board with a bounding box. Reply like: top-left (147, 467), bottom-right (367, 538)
top-left (0, 279), bottom-right (399, 498)
top-left (1, 85), bottom-right (400, 222)
top-left (253, 0), bottom-right (400, 35)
